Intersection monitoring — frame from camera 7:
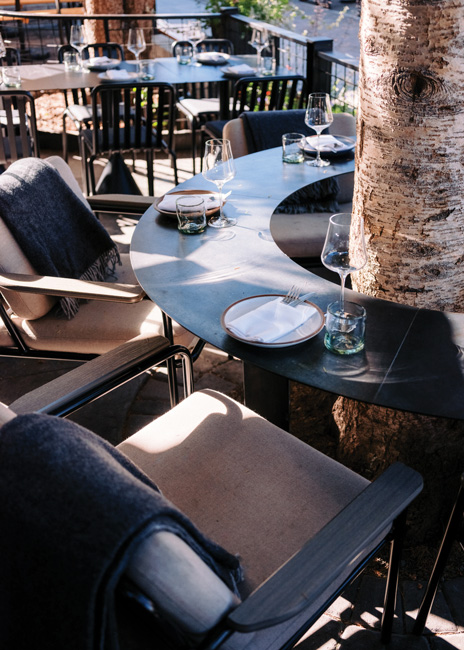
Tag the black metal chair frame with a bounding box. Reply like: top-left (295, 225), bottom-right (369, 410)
top-left (0, 89), bottom-right (39, 166)
top-left (80, 81), bottom-right (178, 196)
top-left (172, 38), bottom-right (234, 174)
top-left (413, 472), bottom-right (464, 635)
top-left (57, 42), bottom-right (125, 162)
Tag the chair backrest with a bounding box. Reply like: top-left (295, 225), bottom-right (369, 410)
top-left (0, 90), bottom-right (39, 166)
top-left (82, 42), bottom-right (125, 61)
top-left (89, 82), bottom-right (176, 155)
top-left (171, 39), bottom-right (193, 57)
top-left (232, 75), bottom-right (308, 117)
top-left (1, 47), bottom-right (20, 66)
top-left (196, 38), bottom-right (234, 54)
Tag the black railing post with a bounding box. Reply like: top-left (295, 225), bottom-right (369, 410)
top-left (220, 6), bottom-right (241, 51)
top-left (305, 36), bottom-right (333, 94)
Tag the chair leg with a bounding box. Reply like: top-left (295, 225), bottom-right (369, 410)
top-left (413, 479), bottom-right (464, 635)
top-left (191, 121), bottom-right (197, 175)
top-left (146, 150), bottom-right (154, 196)
top-left (380, 510), bottom-right (408, 644)
top-left (62, 114), bottom-right (68, 162)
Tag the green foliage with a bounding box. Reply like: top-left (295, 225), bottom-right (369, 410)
top-left (202, 0), bottom-right (290, 26)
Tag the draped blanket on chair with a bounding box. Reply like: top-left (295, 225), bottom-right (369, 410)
top-left (0, 158), bottom-right (120, 318)
top-left (0, 413), bottom-right (242, 650)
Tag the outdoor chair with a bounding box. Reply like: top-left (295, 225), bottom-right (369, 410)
top-left (80, 81), bottom-right (178, 196)
top-left (0, 363), bottom-right (423, 648)
top-left (202, 74), bottom-right (308, 143)
top-left (0, 89), bottom-right (39, 167)
top-left (0, 156), bottom-right (200, 405)
top-left (1, 46), bottom-right (20, 65)
top-left (413, 472), bottom-right (464, 635)
top-left (172, 38), bottom-right (233, 175)
top-left (223, 110), bottom-right (356, 265)
top-left (57, 42), bottom-right (125, 162)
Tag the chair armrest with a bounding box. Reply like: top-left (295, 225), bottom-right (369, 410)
top-left (0, 272), bottom-right (145, 303)
top-left (227, 463), bottom-right (423, 632)
top-left (87, 194), bottom-right (155, 215)
top-left (9, 335), bottom-right (187, 417)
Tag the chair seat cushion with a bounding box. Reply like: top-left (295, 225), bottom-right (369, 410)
top-left (177, 97), bottom-right (221, 121)
top-left (203, 119), bottom-right (228, 138)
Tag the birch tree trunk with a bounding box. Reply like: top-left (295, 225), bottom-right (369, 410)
top-left (84, 0), bottom-right (150, 47)
top-left (332, 0), bottom-right (464, 542)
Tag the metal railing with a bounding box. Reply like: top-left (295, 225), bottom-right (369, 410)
top-left (0, 7), bottom-right (359, 111)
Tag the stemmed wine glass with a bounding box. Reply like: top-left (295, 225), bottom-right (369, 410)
top-left (248, 27), bottom-right (269, 73)
top-left (321, 213), bottom-right (367, 310)
top-left (188, 20), bottom-right (205, 67)
top-left (70, 24), bottom-right (88, 72)
top-left (127, 28), bottom-right (146, 77)
top-left (202, 139), bottom-right (236, 229)
top-left (305, 92), bottom-right (333, 167)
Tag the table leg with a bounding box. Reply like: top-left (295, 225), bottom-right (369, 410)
top-left (243, 362), bottom-right (289, 430)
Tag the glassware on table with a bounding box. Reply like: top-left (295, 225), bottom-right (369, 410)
top-left (321, 212), bottom-right (367, 310)
top-left (127, 28), bottom-right (146, 77)
top-left (187, 20), bottom-right (205, 67)
top-left (176, 196), bottom-right (207, 235)
top-left (282, 133), bottom-right (305, 164)
top-left (3, 65), bottom-right (21, 87)
top-left (176, 43), bottom-right (193, 65)
top-left (304, 92), bottom-right (333, 167)
top-left (70, 24), bottom-right (88, 73)
top-left (324, 300), bottom-right (366, 355)
top-left (202, 138), bottom-right (236, 229)
top-left (248, 27), bottom-right (269, 73)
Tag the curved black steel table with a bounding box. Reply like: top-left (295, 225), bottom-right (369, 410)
top-left (130, 147), bottom-right (464, 427)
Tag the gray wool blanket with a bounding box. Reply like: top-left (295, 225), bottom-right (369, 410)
top-left (0, 413), bottom-right (242, 650)
top-left (240, 110), bottom-right (340, 214)
top-left (0, 158), bottom-right (120, 318)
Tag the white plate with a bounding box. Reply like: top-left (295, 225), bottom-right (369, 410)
top-left (98, 71), bottom-right (140, 81)
top-left (220, 65), bottom-right (256, 78)
top-left (83, 58), bottom-right (121, 71)
top-left (303, 134), bottom-right (355, 156)
top-left (154, 190), bottom-right (222, 218)
top-left (221, 294), bottom-right (324, 348)
top-left (197, 52), bottom-right (230, 65)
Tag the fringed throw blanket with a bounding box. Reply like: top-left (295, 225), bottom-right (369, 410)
top-left (0, 158), bottom-right (120, 318)
top-left (0, 414), bottom-right (243, 650)
top-left (240, 110), bottom-right (340, 214)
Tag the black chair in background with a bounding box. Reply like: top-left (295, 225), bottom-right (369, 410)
top-left (1, 46), bottom-right (21, 66)
top-left (172, 38), bottom-right (234, 174)
top-left (0, 90), bottom-right (39, 167)
top-left (57, 42), bottom-right (125, 162)
top-left (80, 81), bottom-right (178, 196)
top-left (413, 472), bottom-right (464, 635)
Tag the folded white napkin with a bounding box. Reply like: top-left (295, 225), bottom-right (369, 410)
top-left (228, 297), bottom-right (318, 343)
top-left (157, 193), bottom-right (220, 212)
top-left (105, 69), bottom-right (130, 80)
top-left (86, 56), bottom-right (115, 67)
top-left (307, 134), bottom-right (345, 151)
top-left (198, 52), bottom-right (227, 64)
top-left (223, 64), bottom-right (255, 76)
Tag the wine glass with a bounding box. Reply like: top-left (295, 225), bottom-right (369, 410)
top-left (127, 28), bottom-right (146, 77)
top-left (305, 92), bottom-right (333, 167)
top-left (70, 24), bottom-right (88, 72)
top-left (248, 27), bottom-right (269, 73)
top-left (202, 139), bottom-right (236, 229)
top-left (321, 213), bottom-right (367, 309)
top-left (188, 20), bottom-right (205, 67)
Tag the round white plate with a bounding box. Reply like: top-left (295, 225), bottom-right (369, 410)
top-left (154, 190), bottom-right (221, 219)
top-left (221, 294), bottom-right (324, 348)
top-left (197, 52), bottom-right (230, 65)
top-left (84, 58), bottom-right (121, 71)
top-left (98, 71), bottom-right (140, 81)
top-left (220, 65), bottom-right (256, 78)
top-left (303, 135), bottom-right (355, 157)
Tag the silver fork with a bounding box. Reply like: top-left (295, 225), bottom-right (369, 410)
top-left (287, 291), bottom-right (313, 308)
top-left (281, 285), bottom-right (301, 304)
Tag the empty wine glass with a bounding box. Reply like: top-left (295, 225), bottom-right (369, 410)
top-left (321, 213), bottom-right (367, 310)
top-left (188, 20), bottom-right (205, 67)
top-left (127, 28), bottom-right (146, 77)
top-left (305, 92), bottom-right (333, 167)
top-left (248, 27), bottom-right (269, 73)
top-left (202, 139), bottom-right (236, 229)
top-left (70, 24), bottom-right (88, 72)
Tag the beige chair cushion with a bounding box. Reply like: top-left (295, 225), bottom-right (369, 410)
top-left (118, 389), bottom-right (375, 649)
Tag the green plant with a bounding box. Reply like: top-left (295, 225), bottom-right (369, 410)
top-left (201, 0), bottom-right (291, 26)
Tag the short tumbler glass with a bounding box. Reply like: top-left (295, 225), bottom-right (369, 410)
top-left (176, 196), bottom-right (206, 234)
top-left (324, 300), bottom-right (366, 355)
top-left (282, 133), bottom-right (305, 164)
top-left (3, 66), bottom-right (21, 88)
top-left (177, 44), bottom-right (193, 65)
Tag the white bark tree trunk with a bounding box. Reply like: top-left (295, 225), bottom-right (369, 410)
top-left (333, 0), bottom-right (464, 542)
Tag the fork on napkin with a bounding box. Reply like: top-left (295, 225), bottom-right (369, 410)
top-left (104, 69), bottom-right (130, 80)
top-left (227, 297), bottom-right (318, 343)
top-left (157, 193), bottom-right (221, 213)
top-left (223, 63), bottom-right (256, 77)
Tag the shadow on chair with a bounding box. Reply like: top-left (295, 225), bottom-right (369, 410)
top-left (0, 373), bottom-right (423, 648)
